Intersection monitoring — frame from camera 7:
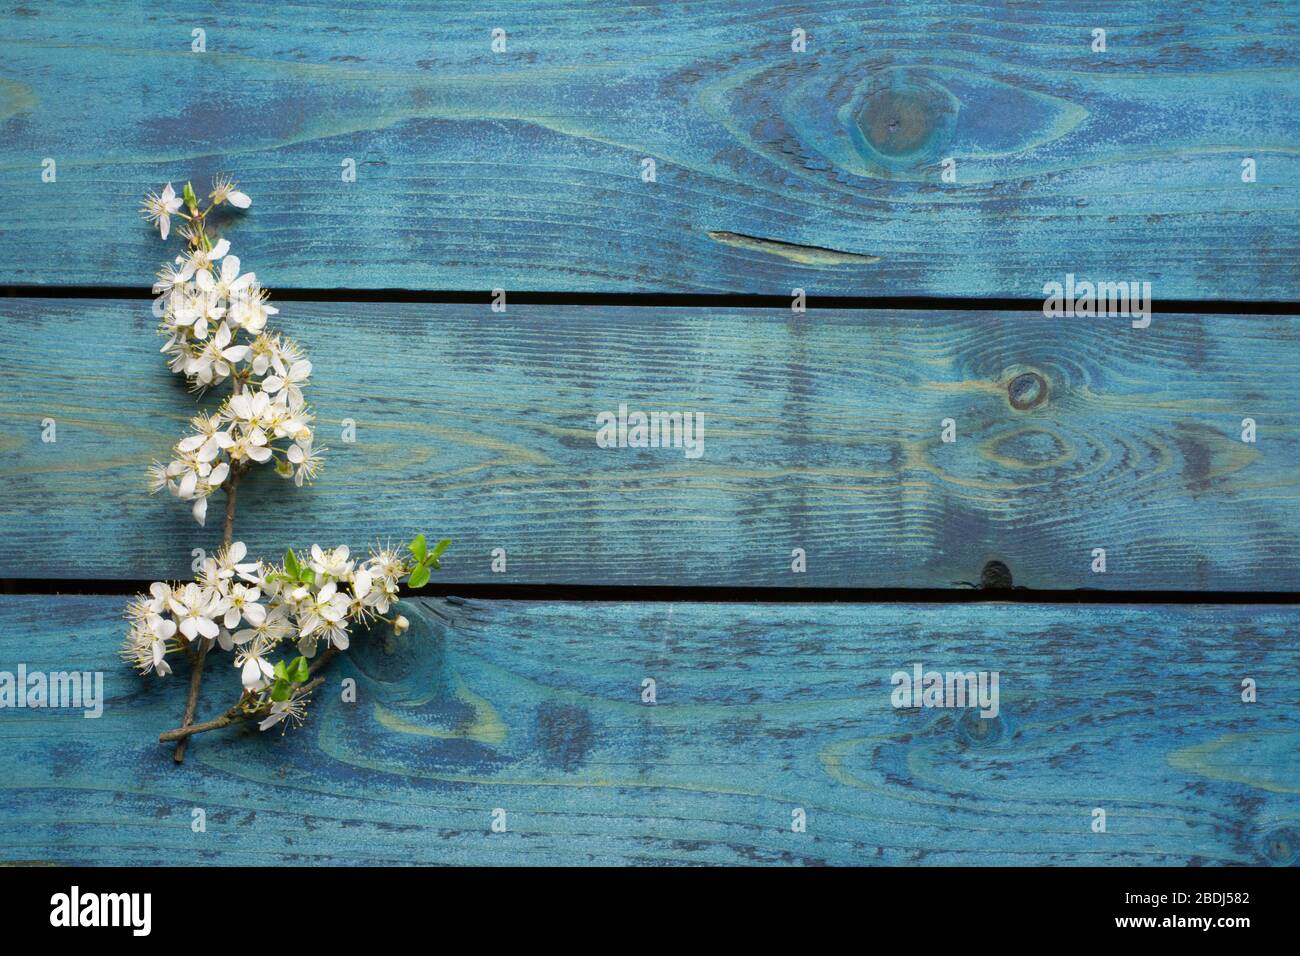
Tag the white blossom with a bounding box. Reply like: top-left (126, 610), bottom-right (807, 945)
top-left (209, 174), bottom-right (251, 210)
top-left (217, 541), bottom-right (261, 580)
top-left (234, 635), bottom-right (276, 690)
top-left (227, 286), bottom-right (277, 334)
top-left (167, 582), bottom-right (225, 642)
top-left (140, 182), bottom-right (183, 240)
top-left (262, 359), bottom-right (311, 408)
top-left (259, 696), bottom-right (307, 733)
top-left (286, 435), bottom-right (323, 486)
top-left (224, 583), bottom-right (265, 629)
top-left (309, 544), bottom-right (353, 580)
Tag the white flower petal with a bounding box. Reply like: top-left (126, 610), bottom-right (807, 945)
top-left (241, 657), bottom-right (264, 689)
top-left (353, 569), bottom-right (372, 599)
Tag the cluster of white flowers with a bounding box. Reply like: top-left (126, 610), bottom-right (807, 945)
top-left (142, 179), bottom-right (323, 525)
top-left (123, 541), bottom-right (415, 731)
top-left (132, 176), bottom-right (449, 747)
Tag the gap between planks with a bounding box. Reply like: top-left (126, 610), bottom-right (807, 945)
top-left (4, 580), bottom-right (1300, 606)
top-left (4, 285), bottom-right (1300, 315)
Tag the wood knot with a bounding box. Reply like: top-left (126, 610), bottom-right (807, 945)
top-left (853, 73), bottom-right (956, 162)
top-left (956, 710), bottom-right (1004, 747)
top-left (1007, 371), bottom-right (1047, 410)
top-left (980, 560), bottom-right (1014, 589)
top-left (1262, 826), bottom-right (1298, 865)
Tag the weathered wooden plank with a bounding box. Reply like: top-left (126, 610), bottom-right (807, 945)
top-left (0, 595), bottom-right (1295, 865)
top-left (3, 298), bottom-right (1299, 588)
top-left (0, 1), bottom-right (1296, 296)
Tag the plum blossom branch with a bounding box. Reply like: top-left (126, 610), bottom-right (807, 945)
top-left (126, 176), bottom-right (449, 758)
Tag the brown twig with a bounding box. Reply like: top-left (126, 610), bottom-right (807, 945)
top-left (172, 469), bottom-right (240, 764)
top-left (159, 674), bottom-right (325, 743)
top-left (309, 645), bottom-right (339, 675)
top-left (160, 647), bottom-right (337, 746)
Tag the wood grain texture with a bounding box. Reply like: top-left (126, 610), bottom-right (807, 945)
top-left (0, 595), bottom-right (1295, 866)
top-left (0, 1), bottom-right (1296, 296)
top-left (3, 298), bottom-right (1299, 588)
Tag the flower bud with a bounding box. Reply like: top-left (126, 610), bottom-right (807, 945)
top-left (393, 615), bottom-right (410, 635)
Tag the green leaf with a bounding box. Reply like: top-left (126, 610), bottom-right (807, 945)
top-left (428, 557), bottom-right (440, 571)
top-left (431, 538), bottom-right (451, 559)
top-left (182, 181), bottom-right (197, 208)
top-left (299, 567), bottom-right (315, 586)
top-left (270, 678), bottom-right (291, 703)
top-left (409, 534), bottom-right (427, 562)
top-left (273, 660), bottom-right (289, 681)
top-left (286, 656), bottom-right (309, 684)
top-left (408, 563), bottom-right (430, 589)
top-left (284, 549), bottom-right (300, 579)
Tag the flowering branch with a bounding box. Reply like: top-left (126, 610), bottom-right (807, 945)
top-left (125, 177), bottom-right (450, 760)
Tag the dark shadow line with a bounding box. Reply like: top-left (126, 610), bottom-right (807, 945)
top-left (4, 285), bottom-right (1298, 315)
top-left (4, 579), bottom-right (1298, 605)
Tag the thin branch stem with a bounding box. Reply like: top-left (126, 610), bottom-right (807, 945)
top-left (171, 472), bottom-right (240, 764)
top-left (309, 646), bottom-right (339, 676)
top-left (159, 674), bottom-right (325, 744)
top-left (159, 647), bottom-right (338, 746)
top-left (172, 355), bottom-right (243, 764)
top-left (221, 470), bottom-right (241, 546)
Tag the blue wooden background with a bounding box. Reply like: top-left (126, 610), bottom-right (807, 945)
top-left (0, 0), bottom-right (1296, 866)
top-left (4, 300), bottom-right (1298, 589)
top-left (0, 597), bottom-right (1296, 865)
top-left (0, 0), bottom-right (1296, 296)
